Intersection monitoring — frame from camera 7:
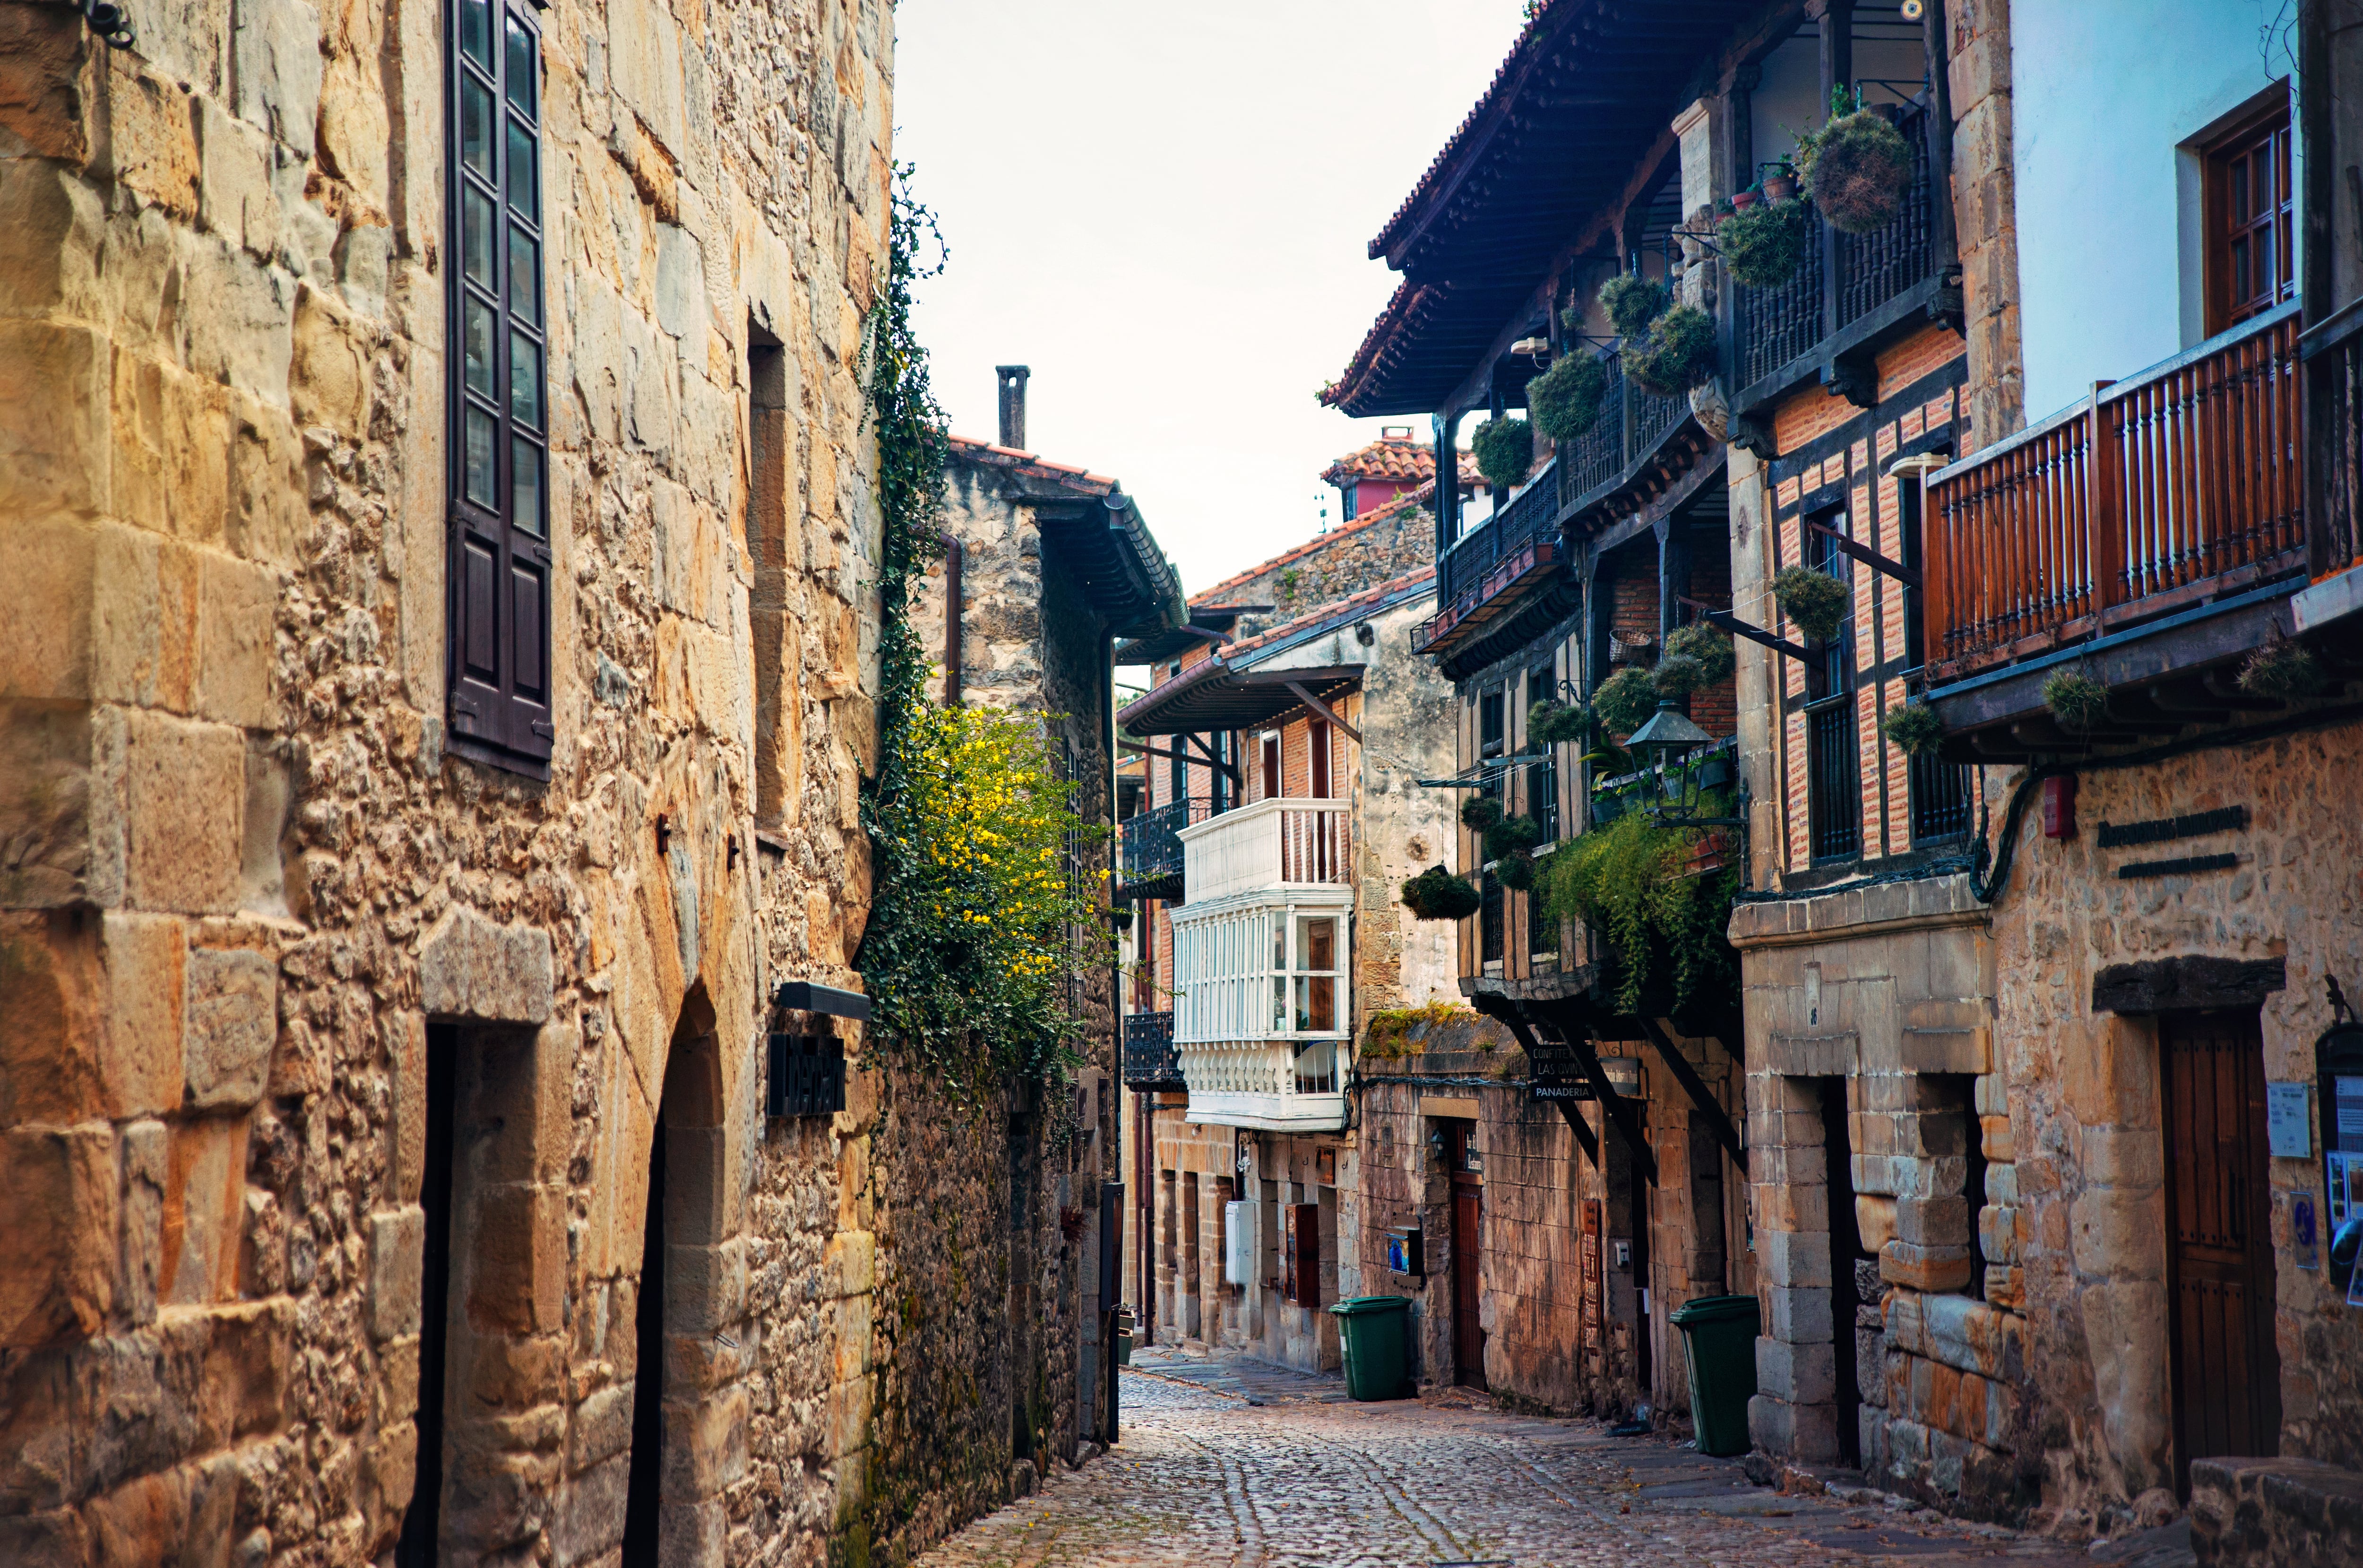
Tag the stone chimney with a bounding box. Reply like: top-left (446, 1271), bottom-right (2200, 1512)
top-left (995, 365), bottom-right (1030, 450)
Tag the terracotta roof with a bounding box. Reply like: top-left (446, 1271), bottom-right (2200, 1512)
top-left (946, 434), bottom-right (1120, 495)
top-left (1318, 436), bottom-right (1483, 489)
top-left (1366, 5), bottom-right (1561, 264)
top-left (1223, 566), bottom-right (1438, 660)
top-left (1188, 482), bottom-right (1437, 609)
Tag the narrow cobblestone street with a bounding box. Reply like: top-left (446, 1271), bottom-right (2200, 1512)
top-left (915, 1368), bottom-right (2134, 1568)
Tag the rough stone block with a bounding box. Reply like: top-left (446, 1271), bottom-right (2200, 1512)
top-left (229, 0), bottom-right (321, 155)
top-left (119, 1119), bottom-right (166, 1326)
top-left (0, 1124), bottom-right (117, 1347)
top-left (1979, 1114), bottom-right (2014, 1163)
top-left (569, 1385), bottom-right (632, 1472)
top-left (1755, 1334), bottom-right (1837, 1404)
top-left (0, 1508), bottom-right (88, 1568)
top-left (123, 711), bottom-right (244, 915)
top-left (162, 1116), bottom-right (246, 1306)
top-left (1880, 1240), bottom-right (1972, 1293)
top-left (2190, 1456), bottom-right (2363, 1568)
top-left (107, 70), bottom-right (201, 219)
top-left (1765, 1284), bottom-right (1833, 1344)
top-left (663, 1238), bottom-right (745, 1335)
top-left (556, 1451), bottom-right (630, 1565)
top-left (655, 1499), bottom-right (725, 1568)
top-left (195, 1300), bottom-right (292, 1446)
top-left (1748, 1392), bottom-right (1840, 1463)
top-left (469, 1183), bottom-right (564, 1335)
top-left (1893, 1195), bottom-right (1970, 1248)
top-left (1757, 1226), bottom-right (1832, 1289)
top-left (100, 912), bottom-right (184, 1118)
top-left (389, 1011), bottom-right (426, 1204)
top-left (419, 906), bottom-right (553, 1025)
top-left (0, 512), bottom-right (95, 701)
top-left (0, 910), bottom-right (107, 1126)
top-left (195, 551), bottom-right (275, 729)
top-left (182, 946), bottom-right (276, 1110)
top-left (368, 1206), bottom-right (425, 1342)
top-left (289, 283), bottom-right (369, 439)
top-left (1855, 1194), bottom-right (1897, 1253)
top-left (2069, 1188), bottom-right (2165, 1281)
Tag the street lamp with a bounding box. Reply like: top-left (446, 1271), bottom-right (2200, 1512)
top-left (1622, 701), bottom-right (1744, 829)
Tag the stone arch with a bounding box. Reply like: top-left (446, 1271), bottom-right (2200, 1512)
top-left (621, 982), bottom-right (738, 1564)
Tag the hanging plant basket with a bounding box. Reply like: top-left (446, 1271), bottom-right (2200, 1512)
top-left (1652, 653), bottom-right (1708, 699)
top-left (1593, 666), bottom-right (1660, 736)
top-left (2238, 638), bottom-right (2327, 702)
top-left (1528, 351), bottom-right (1611, 441)
top-left (1494, 852), bottom-right (1537, 892)
top-left (1484, 814), bottom-right (1543, 862)
top-left (1803, 106), bottom-right (1913, 235)
top-left (1460, 794), bottom-right (1505, 833)
top-left (1527, 699), bottom-right (1592, 748)
top-left (1402, 865), bottom-right (1482, 922)
top-left (1717, 198), bottom-right (1810, 287)
top-left (2042, 670), bottom-right (2109, 732)
top-left (1598, 274), bottom-right (1672, 339)
top-left (1771, 565), bottom-right (1849, 644)
top-left (1663, 622), bottom-right (1736, 685)
top-left (1624, 304), bottom-right (1717, 397)
top-left (1471, 416), bottom-right (1535, 489)
top-left (1880, 701), bottom-right (1945, 758)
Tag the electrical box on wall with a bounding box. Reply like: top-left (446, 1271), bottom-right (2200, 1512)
top-left (767, 1034), bottom-right (845, 1119)
top-left (1385, 1225), bottom-right (1423, 1277)
top-left (2042, 775), bottom-right (2077, 839)
top-left (1224, 1200), bottom-right (1254, 1287)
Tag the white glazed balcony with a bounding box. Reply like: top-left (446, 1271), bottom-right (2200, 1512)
top-left (1176, 1041), bottom-right (1348, 1133)
top-left (1176, 797), bottom-right (1351, 903)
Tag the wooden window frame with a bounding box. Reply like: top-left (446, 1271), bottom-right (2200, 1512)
top-left (2201, 92), bottom-right (2295, 336)
top-left (445, 0), bottom-right (553, 776)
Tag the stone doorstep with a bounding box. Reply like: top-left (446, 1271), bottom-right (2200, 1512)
top-left (2190, 1456), bottom-right (2363, 1568)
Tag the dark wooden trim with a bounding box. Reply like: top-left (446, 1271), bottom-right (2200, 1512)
top-left (2092, 956), bottom-right (2287, 1015)
top-left (1636, 1015), bottom-right (1747, 1172)
top-left (1555, 1098), bottom-right (1602, 1166)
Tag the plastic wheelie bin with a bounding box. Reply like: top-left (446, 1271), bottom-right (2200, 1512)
top-left (1328, 1295), bottom-right (1414, 1401)
top-left (1669, 1292), bottom-right (1761, 1456)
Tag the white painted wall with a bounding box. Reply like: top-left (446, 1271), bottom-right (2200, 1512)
top-left (2011, 1), bottom-right (2297, 422)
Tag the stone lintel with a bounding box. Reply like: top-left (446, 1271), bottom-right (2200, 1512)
top-left (1727, 871), bottom-right (1988, 952)
top-left (2090, 955), bottom-right (2285, 1015)
top-left (419, 906), bottom-right (554, 1025)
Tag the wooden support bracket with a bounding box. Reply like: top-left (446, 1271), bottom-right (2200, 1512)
top-left (1636, 1015), bottom-right (1747, 1172)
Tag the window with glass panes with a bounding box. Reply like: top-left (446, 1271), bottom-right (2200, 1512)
top-left (446, 0), bottom-right (552, 770)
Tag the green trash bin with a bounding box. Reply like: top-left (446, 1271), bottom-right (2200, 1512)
top-left (1328, 1295), bottom-right (1414, 1401)
top-left (1669, 1292), bottom-right (1761, 1457)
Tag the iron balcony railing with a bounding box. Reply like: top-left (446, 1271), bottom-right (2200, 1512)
top-left (1737, 103), bottom-right (1935, 393)
top-left (1118, 796), bottom-right (1206, 890)
top-left (1435, 459), bottom-right (1561, 615)
top-left (2307, 299), bottom-right (2363, 575)
top-left (1924, 303), bottom-right (2304, 674)
top-left (1121, 1009), bottom-right (1184, 1092)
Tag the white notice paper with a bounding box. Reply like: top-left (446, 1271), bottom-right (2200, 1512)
top-left (2266, 1082), bottom-right (2311, 1158)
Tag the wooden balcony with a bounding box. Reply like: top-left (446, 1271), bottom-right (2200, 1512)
top-left (1414, 464), bottom-right (1568, 663)
top-left (1921, 304), bottom-right (2348, 758)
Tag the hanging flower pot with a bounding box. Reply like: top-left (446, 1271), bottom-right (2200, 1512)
top-left (1651, 653), bottom-right (1708, 700)
top-left (1717, 198), bottom-right (1811, 288)
top-left (1598, 274), bottom-right (1672, 339)
top-left (1401, 865), bottom-right (1482, 922)
top-left (1802, 104), bottom-right (1913, 235)
top-left (1623, 304), bottom-right (1717, 397)
top-left (1592, 666), bottom-right (1660, 737)
top-left (1526, 699), bottom-right (1593, 748)
top-left (1460, 794), bottom-right (1505, 833)
top-left (1471, 415), bottom-right (1535, 489)
top-left (2041, 670), bottom-right (2109, 732)
top-left (1663, 622), bottom-right (1736, 684)
top-left (1771, 565), bottom-right (1849, 645)
top-left (1528, 351), bottom-right (1611, 441)
top-left (1879, 701), bottom-right (1945, 758)
top-left (1763, 165), bottom-right (1799, 203)
top-left (1494, 851), bottom-right (1537, 892)
top-left (1484, 814), bottom-right (1544, 862)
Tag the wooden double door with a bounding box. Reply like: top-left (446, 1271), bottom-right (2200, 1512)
top-left (2160, 1009), bottom-right (2281, 1491)
top-left (1445, 1120), bottom-right (1486, 1389)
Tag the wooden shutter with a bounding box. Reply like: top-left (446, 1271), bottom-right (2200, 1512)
top-left (446, 0), bottom-right (552, 773)
top-left (1284, 1203), bottom-right (1320, 1307)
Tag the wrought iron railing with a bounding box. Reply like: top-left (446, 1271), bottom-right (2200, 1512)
top-left (2306, 302), bottom-right (2363, 574)
top-left (1735, 104), bottom-right (1933, 391)
top-left (1437, 459), bottom-right (1561, 616)
top-left (1925, 304), bottom-right (2305, 672)
top-left (1121, 1010), bottom-right (1184, 1092)
top-left (1562, 359), bottom-right (1627, 504)
top-left (1119, 796), bottom-right (1203, 887)
top-left (1634, 379), bottom-right (1688, 454)
top-left (1909, 750), bottom-right (1972, 842)
top-left (1807, 698), bottom-right (1862, 862)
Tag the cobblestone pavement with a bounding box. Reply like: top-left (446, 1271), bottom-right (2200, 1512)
top-left (914, 1367), bottom-right (2125, 1568)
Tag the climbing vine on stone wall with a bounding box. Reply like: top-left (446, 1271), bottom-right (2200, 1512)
top-left (857, 170), bottom-right (1102, 1108)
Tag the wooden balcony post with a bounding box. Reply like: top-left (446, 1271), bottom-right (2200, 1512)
top-left (1811, 0), bottom-right (1854, 351)
top-left (2088, 380), bottom-right (2124, 615)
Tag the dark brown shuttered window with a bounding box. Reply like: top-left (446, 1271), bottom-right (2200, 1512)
top-left (2205, 99), bottom-right (2294, 334)
top-left (447, 0), bottom-right (552, 773)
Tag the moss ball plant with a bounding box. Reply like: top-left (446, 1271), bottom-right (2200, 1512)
top-left (1879, 701), bottom-right (1944, 757)
top-left (1772, 565), bottom-right (1849, 644)
top-left (1460, 794), bottom-right (1505, 833)
top-left (1494, 852), bottom-right (1536, 892)
top-left (1528, 351), bottom-right (1611, 441)
top-left (1592, 666), bottom-right (1660, 736)
top-left (1652, 653), bottom-right (1708, 699)
top-left (1662, 622), bottom-right (1736, 684)
top-left (2239, 638), bottom-right (2326, 702)
top-left (1471, 416), bottom-right (1535, 489)
top-left (1717, 198), bottom-right (1811, 286)
top-left (1527, 699), bottom-right (1591, 749)
top-left (1401, 865), bottom-right (1482, 922)
top-left (1484, 814), bottom-right (1543, 862)
top-left (1623, 304), bottom-right (1717, 397)
top-left (1804, 106), bottom-right (1913, 235)
top-left (1599, 274), bottom-right (1671, 339)
top-left (2041, 670), bottom-right (2109, 732)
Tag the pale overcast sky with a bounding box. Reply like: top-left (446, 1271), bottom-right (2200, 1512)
top-left (892, 1), bottom-right (1530, 597)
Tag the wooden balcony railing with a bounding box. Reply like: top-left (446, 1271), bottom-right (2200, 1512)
top-left (1925, 304), bottom-right (2306, 675)
top-left (1419, 464), bottom-right (1564, 652)
top-left (1176, 798), bottom-right (1352, 904)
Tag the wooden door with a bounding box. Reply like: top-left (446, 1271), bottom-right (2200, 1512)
top-left (2161, 1010), bottom-right (2281, 1491)
top-left (1447, 1121), bottom-right (1487, 1388)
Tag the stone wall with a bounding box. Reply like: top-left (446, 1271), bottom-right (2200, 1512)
top-left (1187, 502), bottom-right (1434, 637)
top-left (1947, 0), bottom-right (2023, 454)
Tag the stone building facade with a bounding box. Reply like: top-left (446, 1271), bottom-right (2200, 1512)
top-left (0, 3), bottom-right (1139, 1565)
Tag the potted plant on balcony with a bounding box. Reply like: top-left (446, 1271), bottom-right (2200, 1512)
top-left (1528, 349), bottom-right (1611, 440)
top-left (2239, 635), bottom-right (2327, 702)
top-left (1624, 304), bottom-right (1717, 397)
top-left (1461, 795), bottom-right (1505, 833)
top-left (1593, 665), bottom-right (1660, 738)
top-left (1401, 864), bottom-right (1483, 921)
top-left (1663, 622), bottom-right (1736, 685)
top-left (1599, 273), bottom-right (1671, 339)
top-left (1716, 197), bottom-right (1810, 287)
top-left (1796, 88), bottom-right (1912, 235)
top-left (1472, 415), bottom-right (1534, 489)
top-left (1771, 565), bottom-right (1849, 645)
top-left (1879, 701), bottom-right (1945, 757)
top-left (1762, 161), bottom-right (1799, 203)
